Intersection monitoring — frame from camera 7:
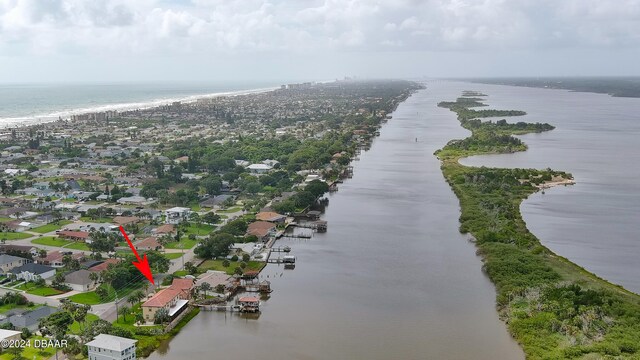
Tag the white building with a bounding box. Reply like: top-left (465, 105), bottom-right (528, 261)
top-left (164, 207), bottom-right (192, 224)
top-left (86, 334), bottom-right (137, 360)
top-left (247, 163), bottom-right (272, 174)
top-left (9, 263), bottom-right (56, 282)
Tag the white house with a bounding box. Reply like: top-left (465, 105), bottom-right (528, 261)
top-left (0, 329), bottom-right (22, 344)
top-left (86, 334), bottom-right (137, 360)
top-left (9, 263), bottom-right (56, 282)
top-left (164, 207), bottom-right (192, 224)
top-left (247, 163), bottom-right (272, 174)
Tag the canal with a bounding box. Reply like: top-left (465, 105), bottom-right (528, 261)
top-left (148, 82), bottom-right (524, 360)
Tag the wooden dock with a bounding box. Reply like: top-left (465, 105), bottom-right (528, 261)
top-left (280, 233), bottom-right (312, 239)
top-left (270, 246), bottom-right (291, 252)
top-left (267, 255), bottom-right (296, 265)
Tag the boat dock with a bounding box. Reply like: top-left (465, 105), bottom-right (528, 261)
top-left (270, 246), bottom-right (291, 252)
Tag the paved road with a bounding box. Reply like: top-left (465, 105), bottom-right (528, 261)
top-left (5, 220), bottom-right (202, 322)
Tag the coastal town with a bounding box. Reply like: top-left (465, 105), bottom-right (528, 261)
top-left (0, 80), bottom-right (422, 359)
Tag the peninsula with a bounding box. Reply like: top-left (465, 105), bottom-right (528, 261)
top-left (436, 94), bottom-right (640, 358)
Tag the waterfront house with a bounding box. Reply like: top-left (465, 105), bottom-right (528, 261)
top-left (255, 211), bottom-right (286, 223)
top-left (141, 289), bottom-right (184, 324)
top-left (0, 254), bottom-right (32, 274)
top-left (195, 271), bottom-right (232, 293)
top-left (170, 278), bottom-right (195, 300)
top-left (86, 334), bottom-right (137, 360)
top-left (141, 278), bottom-right (194, 323)
top-left (246, 221), bottom-right (277, 242)
top-left (9, 263), bottom-right (56, 282)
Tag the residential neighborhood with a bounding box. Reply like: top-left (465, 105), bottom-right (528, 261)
top-left (0, 80), bottom-right (418, 359)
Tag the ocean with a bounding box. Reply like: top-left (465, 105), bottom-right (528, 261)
top-left (0, 81), bottom-right (283, 127)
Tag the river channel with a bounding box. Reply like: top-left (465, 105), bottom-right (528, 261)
top-left (148, 81), bottom-right (526, 360)
top-left (458, 82), bottom-right (640, 294)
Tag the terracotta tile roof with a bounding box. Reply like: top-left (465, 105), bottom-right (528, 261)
top-left (238, 296), bottom-right (259, 303)
top-left (40, 251), bottom-right (63, 262)
top-left (255, 212), bottom-right (285, 222)
top-left (88, 258), bottom-right (121, 272)
top-left (154, 224), bottom-right (175, 234)
top-left (58, 231), bottom-right (90, 239)
top-left (247, 221), bottom-right (276, 238)
top-left (170, 278), bottom-right (194, 291)
top-left (136, 237), bottom-right (161, 250)
top-left (142, 288), bottom-right (181, 307)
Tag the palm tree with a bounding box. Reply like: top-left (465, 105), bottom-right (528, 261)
top-left (118, 305), bottom-right (130, 323)
top-left (189, 213), bottom-right (201, 234)
top-left (199, 283), bottom-right (212, 298)
top-left (129, 290), bottom-right (145, 306)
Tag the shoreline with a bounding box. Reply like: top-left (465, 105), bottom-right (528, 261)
top-left (437, 92), bottom-right (640, 358)
top-left (0, 85), bottom-right (280, 129)
top-left (138, 81), bottom-right (423, 358)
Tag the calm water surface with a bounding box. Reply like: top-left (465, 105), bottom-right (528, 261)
top-left (458, 82), bottom-right (640, 294)
top-left (148, 82), bottom-right (524, 360)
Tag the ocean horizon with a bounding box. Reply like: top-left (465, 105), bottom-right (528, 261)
top-left (0, 80), bottom-right (293, 127)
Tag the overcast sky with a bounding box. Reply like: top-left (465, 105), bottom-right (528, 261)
top-left (1, 0), bottom-right (640, 83)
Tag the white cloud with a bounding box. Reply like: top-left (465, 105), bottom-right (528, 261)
top-left (1, 0), bottom-right (640, 57)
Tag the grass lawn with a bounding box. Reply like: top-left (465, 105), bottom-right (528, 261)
top-left (66, 242), bottom-right (90, 251)
top-left (113, 303), bottom-right (156, 330)
top-left (164, 238), bottom-right (197, 249)
top-left (0, 335), bottom-right (57, 360)
top-left (17, 282), bottom-right (64, 296)
top-left (69, 282), bottom-right (141, 305)
top-left (31, 236), bottom-right (71, 247)
top-left (0, 232), bottom-right (32, 240)
top-left (216, 206), bottom-right (241, 213)
top-left (28, 287), bottom-right (64, 296)
top-left (0, 303), bottom-right (39, 314)
top-left (69, 313), bottom-right (100, 334)
top-left (164, 252), bottom-right (183, 260)
top-left (173, 270), bottom-right (188, 277)
top-left (68, 290), bottom-right (106, 305)
top-left (198, 259), bottom-right (265, 275)
top-left (31, 220), bottom-right (73, 234)
top-left (183, 223), bottom-right (214, 235)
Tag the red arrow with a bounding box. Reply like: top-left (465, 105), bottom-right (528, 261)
top-left (119, 226), bottom-right (155, 285)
